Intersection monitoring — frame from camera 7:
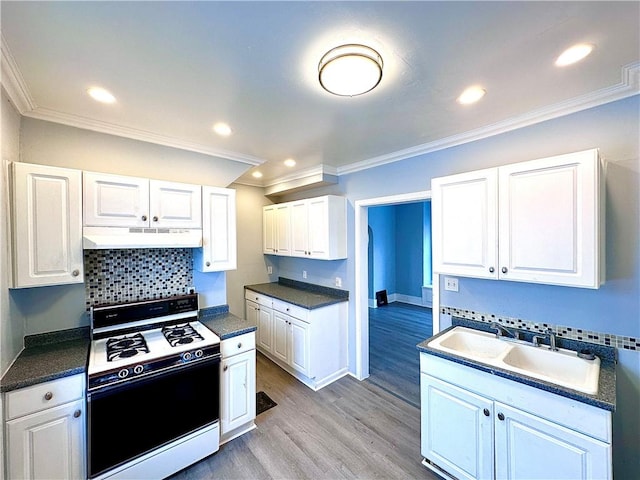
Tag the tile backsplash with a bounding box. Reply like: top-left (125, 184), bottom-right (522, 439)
top-left (84, 249), bottom-right (193, 309)
top-left (442, 306), bottom-right (639, 352)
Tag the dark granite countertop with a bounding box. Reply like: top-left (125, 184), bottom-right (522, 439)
top-left (417, 319), bottom-right (616, 412)
top-left (1, 328), bottom-right (90, 393)
top-left (245, 277), bottom-right (348, 310)
top-left (199, 305), bottom-right (256, 340)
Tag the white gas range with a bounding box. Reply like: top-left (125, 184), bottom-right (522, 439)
top-left (87, 294), bottom-right (221, 479)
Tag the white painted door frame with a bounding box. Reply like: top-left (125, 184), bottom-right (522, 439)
top-left (354, 190), bottom-right (438, 380)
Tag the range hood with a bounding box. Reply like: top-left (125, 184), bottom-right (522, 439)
top-left (83, 226), bottom-right (202, 249)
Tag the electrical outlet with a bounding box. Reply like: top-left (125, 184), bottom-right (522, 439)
top-left (302, 270), bottom-right (307, 279)
top-left (335, 277), bottom-right (342, 287)
top-left (444, 276), bottom-right (459, 292)
top-left (267, 266), bottom-right (273, 275)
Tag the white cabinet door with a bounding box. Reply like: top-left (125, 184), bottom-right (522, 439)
top-left (196, 186), bottom-right (236, 272)
top-left (307, 197), bottom-right (330, 258)
top-left (11, 163), bottom-right (84, 288)
top-left (6, 398), bottom-right (86, 480)
top-left (275, 203), bottom-right (292, 256)
top-left (83, 172), bottom-right (149, 227)
top-left (421, 374), bottom-right (494, 480)
top-left (290, 200), bottom-right (309, 257)
top-left (290, 317), bottom-right (310, 377)
top-left (257, 306), bottom-right (274, 354)
top-left (272, 312), bottom-right (290, 364)
top-left (221, 349), bottom-right (256, 435)
top-left (432, 168), bottom-right (498, 279)
top-left (262, 205), bottom-right (276, 254)
top-left (494, 402), bottom-right (611, 480)
top-left (149, 180), bottom-right (201, 229)
top-left (498, 149), bottom-right (602, 288)
top-left (245, 299), bottom-right (259, 327)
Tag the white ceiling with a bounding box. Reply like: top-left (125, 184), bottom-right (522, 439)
top-left (2, 2), bottom-right (639, 190)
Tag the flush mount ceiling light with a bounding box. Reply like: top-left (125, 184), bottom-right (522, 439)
top-left (87, 87), bottom-right (116, 104)
top-left (284, 158), bottom-right (296, 167)
top-left (555, 43), bottom-right (595, 67)
top-left (457, 86), bottom-right (486, 105)
top-left (252, 171), bottom-right (263, 179)
top-left (318, 44), bottom-right (383, 97)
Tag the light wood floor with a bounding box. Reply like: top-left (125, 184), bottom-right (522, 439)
top-left (171, 302), bottom-right (437, 480)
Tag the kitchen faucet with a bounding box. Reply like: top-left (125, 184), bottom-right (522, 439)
top-left (491, 322), bottom-right (520, 340)
top-left (532, 328), bottom-right (558, 351)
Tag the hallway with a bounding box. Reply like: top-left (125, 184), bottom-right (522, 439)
top-left (367, 302), bottom-right (433, 407)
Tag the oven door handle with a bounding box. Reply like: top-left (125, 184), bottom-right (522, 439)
top-left (87, 354), bottom-right (220, 396)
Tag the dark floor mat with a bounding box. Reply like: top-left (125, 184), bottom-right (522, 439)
top-left (256, 391), bottom-right (277, 415)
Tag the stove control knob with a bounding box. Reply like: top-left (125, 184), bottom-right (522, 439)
top-left (183, 352), bottom-right (192, 361)
top-left (133, 365), bottom-right (144, 375)
top-left (195, 350), bottom-right (203, 358)
top-left (118, 369), bottom-right (129, 379)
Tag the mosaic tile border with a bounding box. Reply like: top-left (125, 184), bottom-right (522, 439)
top-left (84, 248), bottom-right (193, 309)
top-left (442, 306), bottom-right (639, 351)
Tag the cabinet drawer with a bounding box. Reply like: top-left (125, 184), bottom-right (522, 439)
top-left (272, 299), bottom-right (308, 321)
top-left (5, 374), bottom-right (84, 420)
top-left (221, 332), bottom-right (256, 358)
top-left (244, 290), bottom-right (272, 308)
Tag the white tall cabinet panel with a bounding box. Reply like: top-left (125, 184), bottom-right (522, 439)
top-left (290, 200), bottom-right (309, 257)
top-left (11, 163), bottom-right (83, 288)
top-left (431, 149), bottom-right (603, 288)
top-left (432, 168), bottom-right (498, 279)
top-left (149, 180), bottom-right (202, 228)
top-left (263, 204), bottom-right (291, 255)
top-left (83, 172), bottom-right (149, 227)
top-left (195, 187), bottom-right (236, 272)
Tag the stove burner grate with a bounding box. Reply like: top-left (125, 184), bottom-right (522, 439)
top-left (162, 323), bottom-right (204, 347)
top-left (106, 333), bottom-right (149, 362)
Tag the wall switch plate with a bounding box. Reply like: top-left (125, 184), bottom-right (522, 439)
top-left (267, 266), bottom-right (273, 274)
top-left (335, 277), bottom-right (342, 287)
top-left (444, 276), bottom-right (459, 292)
top-left (303, 270), bottom-right (307, 279)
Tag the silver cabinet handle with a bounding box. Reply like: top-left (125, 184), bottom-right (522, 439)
top-left (223, 365), bottom-right (228, 371)
top-left (489, 267), bottom-right (495, 273)
top-left (141, 215), bottom-right (148, 221)
top-left (206, 261), bottom-right (211, 267)
top-left (74, 410), bottom-right (81, 418)
top-left (153, 216), bottom-right (159, 222)
top-left (44, 392), bottom-right (53, 401)
top-left (502, 267), bottom-right (508, 274)
top-left (237, 343), bottom-right (242, 349)
top-left (498, 412), bottom-right (505, 421)
top-left (72, 269), bottom-right (80, 277)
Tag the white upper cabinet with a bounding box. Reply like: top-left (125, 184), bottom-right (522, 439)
top-left (11, 162), bottom-right (84, 288)
top-left (83, 172), bottom-right (201, 229)
top-left (265, 195), bottom-right (346, 260)
top-left (194, 186), bottom-right (236, 272)
top-left (432, 149), bottom-right (604, 289)
top-left (263, 203), bottom-right (291, 255)
top-left (432, 168), bottom-right (498, 279)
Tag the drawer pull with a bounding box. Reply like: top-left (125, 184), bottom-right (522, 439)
top-left (502, 267), bottom-right (508, 274)
top-left (237, 343), bottom-right (242, 349)
top-left (74, 409), bottom-right (81, 418)
top-left (206, 261), bottom-right (211, 267)
top-left (153, 216), bottom-right (159, 222)
top-left (142, 215), bottom-right (147, 221)
top-left (44, 391), bottom-right (53, 401)
top-left (489, 267), bottom-right (495, 273)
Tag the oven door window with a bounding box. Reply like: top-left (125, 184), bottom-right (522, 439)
top-left (88, 357), bottom-right (220, 478)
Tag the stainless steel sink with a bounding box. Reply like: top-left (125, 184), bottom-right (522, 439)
top-left (427, 326), bottom-right (601, 395)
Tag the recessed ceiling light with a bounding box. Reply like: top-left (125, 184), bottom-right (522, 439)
top-left (87, 87), bottom-right (116, 104)
top-left (284, 158), bottom-right (296, 167)
top-left (555, 43), bottom-right (595, 67)
top-left (318, 44), bottom-right (383, 97)
top-left (213, 122), bottom-right (233, 137)
top-left (457, 86), bottom-right (486, 105)
top-left (252, 171), bottom-right (263, 179)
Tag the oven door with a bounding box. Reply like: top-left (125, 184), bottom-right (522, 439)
top-left (87, 356), bottom-right (220, 478)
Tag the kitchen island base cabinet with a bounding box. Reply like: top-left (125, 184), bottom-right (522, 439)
top-left (4, 374), bottom-right (86, 480)
top-left (220, 332), bottom-right (256, 445)
top-left (420, 354), bottom-right (612, 480)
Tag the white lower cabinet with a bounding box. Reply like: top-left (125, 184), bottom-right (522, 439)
top-left (4, 375), bottom-right (86, 480)
top-left (220, 332), bottom-right (256, 444)
top-left (420, 354), bottom-right (612, 480)
top-left (245, 289), bottom-right (347, 391)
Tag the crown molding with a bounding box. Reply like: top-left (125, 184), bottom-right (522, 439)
top-left (338, 62), bottom-right (640, 176)
top-left (1, 33), bottom-right (36, 113)
top-left (263, 164), bottom-right (338, 187)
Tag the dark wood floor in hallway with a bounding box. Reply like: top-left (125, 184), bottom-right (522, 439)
top-left (368, 302), bottom-right (433, 408)
top-left (170, 306), bottom-right (438, 479)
